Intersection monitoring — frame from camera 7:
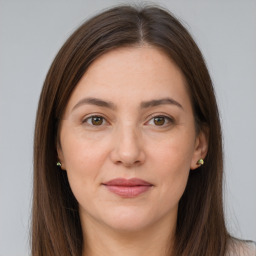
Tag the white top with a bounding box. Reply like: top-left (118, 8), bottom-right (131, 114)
top-left (226, 240), bottom-right (256, 256)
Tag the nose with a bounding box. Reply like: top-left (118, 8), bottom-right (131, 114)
top-left (110, 125), bottom-right (146, 167)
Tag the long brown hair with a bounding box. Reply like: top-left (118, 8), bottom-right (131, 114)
top-left (32, 4), bottom-right (230, 255)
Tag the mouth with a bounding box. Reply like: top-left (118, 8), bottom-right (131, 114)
top-left (102, 178), bottom-right (153, 198)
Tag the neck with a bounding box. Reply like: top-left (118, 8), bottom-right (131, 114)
top-left (81, 213), bottom-right (176, 256)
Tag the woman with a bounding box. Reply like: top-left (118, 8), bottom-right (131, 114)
top-left (32, 4), bottom-right (256, 256)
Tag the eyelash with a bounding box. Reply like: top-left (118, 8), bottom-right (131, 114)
top-left (82, 115), bottom-right (108, 126)
top-left (147, 115), bottom-right (174, 126)
top-left (82, 114), bottom-right (174, 128)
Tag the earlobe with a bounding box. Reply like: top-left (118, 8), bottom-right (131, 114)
top-left (197, 158), bottom-right (204, 166)
top-left (190, 128), bottom-right (208, 170)
top-left (56, 142), bottom-right (66, 170)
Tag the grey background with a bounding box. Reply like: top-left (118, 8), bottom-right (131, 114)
top-left (0, 0), bottom-right (255, 255)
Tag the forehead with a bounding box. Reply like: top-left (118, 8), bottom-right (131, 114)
top-left (65, 46), bottom-right (192, 112)
top-left (84, 45), bottom-right (184, 85)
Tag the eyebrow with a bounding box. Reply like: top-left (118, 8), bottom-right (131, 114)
top-left (140, 98), bottom-right (183, 110)
top-left (72, 97), bottom-right (116, 111)
top-left (71, 97), bottom-right (183, 112)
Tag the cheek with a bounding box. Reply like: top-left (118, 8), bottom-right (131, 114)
top-left (149, 133), bottom-right (195, 203)
top-left (150, 128), bottom-right (195, 171)
top-left (61, 128), bottom-right (109, 170)
top-left (60, 131), bottom-right (109, 197)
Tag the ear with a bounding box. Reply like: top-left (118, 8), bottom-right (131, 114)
top-left (57, 141), bottom-right (66, 170)
top-left (190, 127), bottom-right (208, 170)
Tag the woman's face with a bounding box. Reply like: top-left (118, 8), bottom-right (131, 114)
top-left (58, 46), bottom-right (207, 233)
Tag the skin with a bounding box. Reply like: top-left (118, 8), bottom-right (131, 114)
top-left (57, 46), bottom-right (208, 256)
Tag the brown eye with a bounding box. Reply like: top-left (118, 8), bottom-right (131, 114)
top-left (91, 116), bottom-right (103, 125)
top-left (153, 116), bottom-right (165, 126)
top-left (84, 116), bottom-right (106, 126)
top-left (147, 115), bottom-right (174, 127)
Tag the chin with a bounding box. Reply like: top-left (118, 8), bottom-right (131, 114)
top-left (100, 207), bottom-right (154, 232)
top-left (106, 220), bottom-right (151, 233)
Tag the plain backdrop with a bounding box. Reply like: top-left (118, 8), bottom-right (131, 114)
top-left (0, 0), bottom-right (255, 255)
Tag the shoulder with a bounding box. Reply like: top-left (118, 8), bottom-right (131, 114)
top-left (226, 239), bottom-right (256, 256)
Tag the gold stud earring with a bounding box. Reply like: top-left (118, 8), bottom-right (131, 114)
top-left (56, 161), bottom-right (62, 167)
top-left (197, 159), bottom-right (204, 166)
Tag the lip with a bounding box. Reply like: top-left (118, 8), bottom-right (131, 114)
top-left (103, 178), bottom-right (153, 186)
top-left (102, 178), bottom-right (153, 198)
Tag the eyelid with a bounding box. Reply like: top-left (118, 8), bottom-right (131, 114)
top-left (145, 114), bottom-right (175, 127)
top-left (82, 114), bottom-right (109, 126)
top-left (81, 113), bottom-right (175, 127)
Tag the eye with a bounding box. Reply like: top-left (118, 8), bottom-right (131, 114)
top-left (83, 115), bottom-right (106, 126)
top-left (147, 115), bottom-right (174, 127)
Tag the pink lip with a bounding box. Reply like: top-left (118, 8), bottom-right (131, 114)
top-left (102, 178), bottom-right (153, 198)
